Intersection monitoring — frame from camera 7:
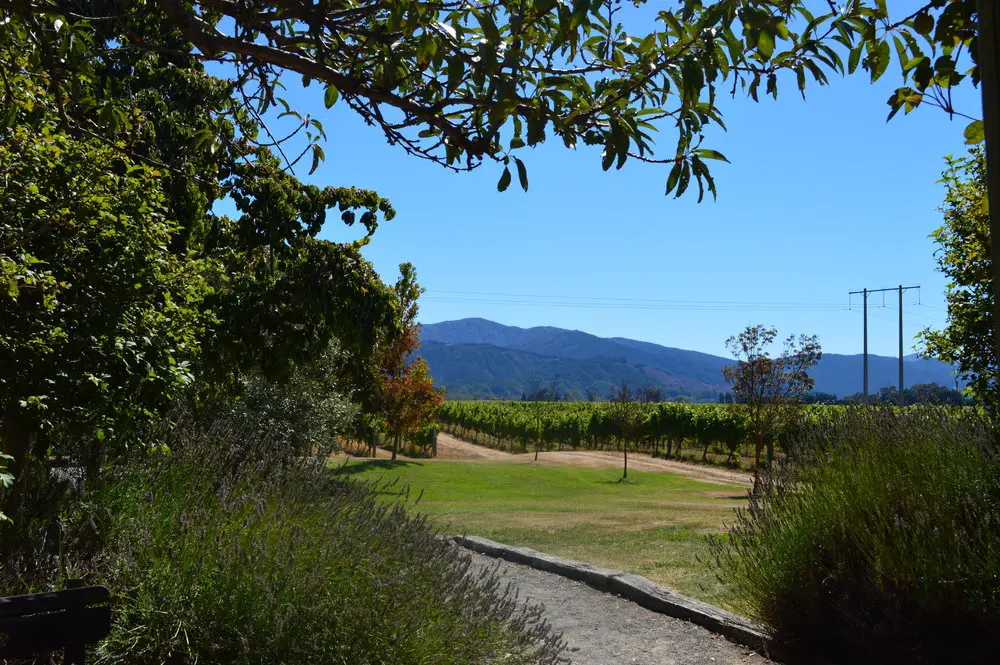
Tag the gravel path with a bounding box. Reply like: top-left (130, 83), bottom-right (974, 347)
top-left (468, 552), bottom-right (767, 665)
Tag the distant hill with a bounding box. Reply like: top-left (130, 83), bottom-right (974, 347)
top-left (419, 318), bottom-right (962, 401)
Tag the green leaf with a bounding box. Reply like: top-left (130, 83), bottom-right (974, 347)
top-left (324, 84), bottom-right (339, 108)
top-left (447, 56), bottom-right (464, 89)
top-left (665, 162), bottom-right (681, 195)
top-left (913, 13), bottom-right (934, 36)
top-left (478, 12), bottom-right (501, 43)
top-left (872, 40), bottom-right (891, 82)
top-left (892, 36), bottom-right (908, 70)
top-left (417, 35), bottom-right (438, 65)
top-left (757, 30), bottom-right (775, 60)
top-left (848, 44), bottom-right (863, 74)
top-left (514, 157), bottom-right (528, 192)
top-left (601, 145), bottom-right (615, 171)
top-left (964, 120), bottom-right (985, 145)
top-left (310, 144), bottom-right (325, 175)
top-left (696, 149), bottom-right (730, 163)
top-left (676, 161), bottom-right (691, 197)
top-left (497, 166), bottom-right (512, 192)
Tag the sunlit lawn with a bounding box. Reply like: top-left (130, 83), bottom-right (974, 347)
top-left (335, 459), bottom-right (747, 607)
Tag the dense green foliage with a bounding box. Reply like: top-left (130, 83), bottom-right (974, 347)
top-left (0, 7), bottom-right (400, 495)
top-left (710, 409), bottom-right (1000, 665)
top-left (0, 123), bottom-right (213, 476)
top-left (921, 148), bottom-right (997, 409)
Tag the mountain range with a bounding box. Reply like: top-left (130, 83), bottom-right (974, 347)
top-left (418, 318), bottom-right (963, 401)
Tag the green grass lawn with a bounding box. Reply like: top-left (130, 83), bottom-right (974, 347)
top-left (335, 459), bottom-right (747, 607)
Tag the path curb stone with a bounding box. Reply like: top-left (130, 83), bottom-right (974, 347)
top-left (450, 534), bottom-right (770, 654)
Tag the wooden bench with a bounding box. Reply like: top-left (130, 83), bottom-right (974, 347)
top-left (0, 583), bottom-right (111, 664)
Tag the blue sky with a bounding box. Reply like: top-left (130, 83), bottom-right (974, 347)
top-left (270, 10), bottom-right (980, 359)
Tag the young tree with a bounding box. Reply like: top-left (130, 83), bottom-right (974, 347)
top-left (379, 264), bottom-right (444, 461)
top-left (529, 401), bottom-right (549, 462)
top-left (638, 384), bottom-right (664, 403)
top-left (609, 379), bottom-right (642, 481)
top-left (722, 326), bottom-right (822, 468)
top-left (920, 148), bottom-right (997, 409)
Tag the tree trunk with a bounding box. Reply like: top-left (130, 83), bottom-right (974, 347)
top-left (391, 432), bottom-right (399, 461)
top-left (534, 438), bottom-right (539, 461)
top-left (622, 443), bottom-right (628, 480)
top-left (976, 0), bottom-right (1000, 370)
top-left (766, 441), bottom-right (775, 467)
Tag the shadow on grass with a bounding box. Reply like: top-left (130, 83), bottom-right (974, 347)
top-left (331, 459), bottom-right (424, 477)
top-left (596, 475), bottom-right (636, 486)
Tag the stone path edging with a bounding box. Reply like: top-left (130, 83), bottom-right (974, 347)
top-left (449, 534), bottom-right (770, 654)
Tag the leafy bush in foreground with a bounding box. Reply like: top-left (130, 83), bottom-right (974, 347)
top-left (710, 409), bottom-right (1000, 665)
top-left (3, 417), bottom-right (565, 665)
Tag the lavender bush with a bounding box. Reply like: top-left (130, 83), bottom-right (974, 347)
top-left (710, 408), bottom-right (1000, 664)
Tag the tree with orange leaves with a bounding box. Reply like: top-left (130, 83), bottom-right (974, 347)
top-left (380, 264), bottom-right (444, 461)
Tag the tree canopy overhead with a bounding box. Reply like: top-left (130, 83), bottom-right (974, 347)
top-left (2, 0), bottom-right (980, 201)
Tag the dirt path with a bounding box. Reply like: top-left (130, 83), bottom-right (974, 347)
top-left (435, 433), bottom-right (751, 486)
top-left (434, 432), bottom-right (515, 460)
top-left (467, 551), bottom-right (764, 665)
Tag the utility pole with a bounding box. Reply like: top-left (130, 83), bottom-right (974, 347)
top-left (850, 286), bottom-right (920, 404)
top-left (862, 288), bottom-right (868, 399)
top-left (898, 285), bottom-right (904, 406)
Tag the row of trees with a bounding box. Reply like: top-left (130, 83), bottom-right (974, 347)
top-left (440, 392), bottom-right (830, 470)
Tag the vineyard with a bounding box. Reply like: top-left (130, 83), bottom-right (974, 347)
top-left (437, 401), bottom-right (972, 468)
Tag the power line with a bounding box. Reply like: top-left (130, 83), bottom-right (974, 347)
top-left (427, 289), bottom-right (846, 308)
top-left (424, 295), bottom-right (848, 312)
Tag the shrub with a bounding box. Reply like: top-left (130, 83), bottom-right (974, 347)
top-left (710, 408), bottom-right (1000, 665)
top-left (3, 418), bottom-right (565, 665)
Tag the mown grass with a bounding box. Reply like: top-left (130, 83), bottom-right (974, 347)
top-left (336, 459), bottom-right (747, 607)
